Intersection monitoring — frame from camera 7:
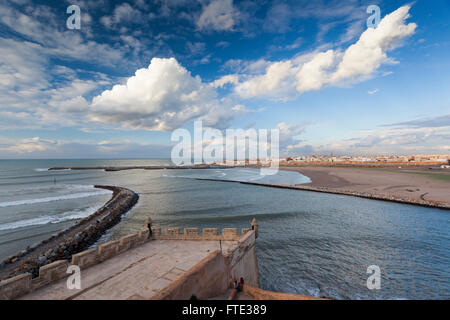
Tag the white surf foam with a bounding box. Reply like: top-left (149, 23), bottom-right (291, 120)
top-left (0, 190), bottom-right (111, 208)
top-left (0, 205), bottom-right (103, 231)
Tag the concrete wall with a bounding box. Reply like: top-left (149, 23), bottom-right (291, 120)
top-left (0, 274), bottom-right (32, 300)
top-left (151, 229), bottom-right (259, 300)
top-left (151, 250), bottom-right (229, 300)
top-left (226, 230), bottom-right (259, 287)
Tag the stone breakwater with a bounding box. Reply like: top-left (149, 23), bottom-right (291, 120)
top-left (48, 164), bottom-right (212, 171)
top-left (0, 185), bottom-right (139, 281)
top-left (195, 178), bottom-right (450, 210)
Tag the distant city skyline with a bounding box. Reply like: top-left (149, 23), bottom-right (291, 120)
top-left (0, 0), bottom-right (449, 159)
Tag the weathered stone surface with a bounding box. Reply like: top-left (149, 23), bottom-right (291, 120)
top-left (0, 273), bottom-right (32, 299)
top-left (184, 228), bottom-right (199, 237)
top-left (203, 228), bottom-right (218, 236)
top-left (72, 249), bottom-right (98, 269)
top-left (20, 239), bottom-right (239, 300)
top-left (151, 227), bottom-right (161, 236)
top-left (222, 228), bottom-right (238, 239)
top-left (2, 219), bottom-right (258, 300)
top-left (98, 241), bottom-right (119, 261)
top-left (119, 234), bottom-right (139, 252)
top-left (167, 228), bottom-right (180, 236)
top-left (138, 229), bottom-right (150, 242)
top-left (38, 260), bottom-right (68, 283)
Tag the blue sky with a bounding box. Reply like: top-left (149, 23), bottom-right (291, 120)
top-left (0, 0), bottom-right (449, 158)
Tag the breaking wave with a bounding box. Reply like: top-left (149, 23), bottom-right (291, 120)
top-left (0, 205), bottom-right (103, 231)
top-left (0, 190), bottom-right (111, 208)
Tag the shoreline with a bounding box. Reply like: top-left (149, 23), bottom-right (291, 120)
top-left (0, 185), bottom-right (139, 281)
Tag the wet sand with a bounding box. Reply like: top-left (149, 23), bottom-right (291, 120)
top-left (280, 166), bottom-right (450, 207)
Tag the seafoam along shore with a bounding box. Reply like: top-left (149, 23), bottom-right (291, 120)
top-left (0, 185), bottom-right (139, 281)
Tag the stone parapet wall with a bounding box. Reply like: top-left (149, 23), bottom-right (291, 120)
top-left (151, 227), bottom-right (251, 241)
top-left (0, 223), bottom-right (257, 300)
top-left (0, 227), bottom-right (146, 299)
top-left (150, 229), bottom-right (259, 300)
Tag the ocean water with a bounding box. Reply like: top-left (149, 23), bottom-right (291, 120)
top-left (0, 159), bottom-right (448, 300)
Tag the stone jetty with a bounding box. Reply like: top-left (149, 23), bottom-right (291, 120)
top-left (48, 164), bottom-right (214, 171)
top-left (0, 185), bottom-right (139, 281)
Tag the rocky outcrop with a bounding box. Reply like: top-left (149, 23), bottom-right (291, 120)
top-left (0, 185), bottom-right (139, 281)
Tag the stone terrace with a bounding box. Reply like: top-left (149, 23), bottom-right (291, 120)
top-left (1, 221), bottom-right (259, 300)
top-left (20, 239), bottom-right (238, 300)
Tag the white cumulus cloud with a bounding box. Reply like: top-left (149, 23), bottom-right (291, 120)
top-left (90, 57), bottom-right (246, 131)
top-left (235, 61), bottom-right (294, 99)
top-left (330, 5), bottom-right (416, 84)
top-left (232, 5), bottom-right (417, 99)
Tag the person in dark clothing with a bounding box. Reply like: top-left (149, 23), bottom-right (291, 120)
top-left (145, 217), bottom-right (152, 238)
top-left (234, 280), bottom-right (240, 292)
top-left (239, 277), bottom-right (245, 291)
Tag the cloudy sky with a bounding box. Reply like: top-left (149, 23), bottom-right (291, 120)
top-left (0, 0), bottom-right (449, 159)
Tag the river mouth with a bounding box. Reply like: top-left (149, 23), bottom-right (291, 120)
top-left (0, 159), bottom-right (448, 300)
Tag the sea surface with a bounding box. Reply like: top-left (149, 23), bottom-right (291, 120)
top-left (0, 159), bottom-right (448, 299)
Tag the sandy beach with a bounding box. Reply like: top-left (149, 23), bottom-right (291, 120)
top-left (280, 166), bottom-right (450, 207)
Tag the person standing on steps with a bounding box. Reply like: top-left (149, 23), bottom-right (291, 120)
top-left (145, 217), bottom-right (153, 239)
